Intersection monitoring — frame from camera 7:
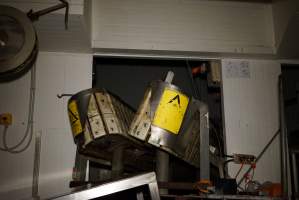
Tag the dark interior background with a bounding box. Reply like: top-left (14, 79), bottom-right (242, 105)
top-left (92, 57), bottom-right (222, 124)
top-left (93, 58), bottom-right (195, 110)
top-left (282, 65), bottom-right (299, 144)
top-left (92, 57), bottom-right (223, 187)
top-left (281, 65), bottom-right (299, 194)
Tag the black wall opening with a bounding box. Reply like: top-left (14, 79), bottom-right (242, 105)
top-left (281, 65), bottom-right (299, 195)
top-left (92, 56), bottom-right (224, 185)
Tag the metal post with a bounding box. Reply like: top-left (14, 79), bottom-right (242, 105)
top-left (136, 192), bottom-right (144, 200)
top-left (32, 131), bottom-right (41, 200)
top-left (73, 149), bottom-right (87, 182)
top-left (291, 152), bottom-right (298, 196)
top-left (199, 104), bottom-right (210, 181)
top-left (156, 150), bottom-right (169, 194)
top-left (112, 146), bottom-right (124, 178)
top-left (237, 130), bottom-right (279, 186)
top-left (148, 181), bottom-right (161, 200)
top-left (279, 76), bottom-right (288, 196)
top-left (156, 71), bottom-right (174, 194)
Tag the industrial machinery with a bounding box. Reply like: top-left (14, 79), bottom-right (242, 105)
top-left (67, 71), bottom-right (211, 190)
top-left (67, 88), bottom-right (155, 174)
top-left (68, 88), bottom-right (135, 147)
top-left (129, 72), bottom-right (209, 169)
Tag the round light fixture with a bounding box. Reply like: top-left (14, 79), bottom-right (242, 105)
top-left (0, 6), bottom-right (38, 82)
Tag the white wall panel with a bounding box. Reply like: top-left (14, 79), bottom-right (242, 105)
top-left (91, 0), bottom-right (275, 54)
top-left (222, 59), bottom-right (281, 185)
top-left (0, 52), bottom-right (92, 199)
top-left (35, 14), bottom-right (91, 53)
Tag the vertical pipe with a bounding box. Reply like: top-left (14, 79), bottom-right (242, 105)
top-left (199, 108), bottom-right (210, 181)
top-left (291, 152), bottom-right (298, 195)
top-left (111, 146), bottom-right (124, 178)
top-left (85, 160), bottom-right (89, 182)
top-left (156, 150), bottom-right (169, 194)
top-left (279, 75), bottom-right (288, 196)
top-left (73, 149), bottom-right (87, 182)
top-left (285, 133), bottom-right (292, 196)
top-left (32, 131), bottom-right (41, 200)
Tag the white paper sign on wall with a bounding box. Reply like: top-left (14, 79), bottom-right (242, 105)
top-left (223, 60), bottom-right (250, 78)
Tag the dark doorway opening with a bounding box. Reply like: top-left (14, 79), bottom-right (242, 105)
top-left (91, 56), bottom-right (224, 192)
top-left (281, 65), bottom-right (299, 196)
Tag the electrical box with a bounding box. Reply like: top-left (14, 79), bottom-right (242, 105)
top-left (233, 153), bottom-right (256, 164)
top-left (0, 113), bottom-right (12, 126)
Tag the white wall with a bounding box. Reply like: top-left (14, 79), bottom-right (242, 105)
top-left (222, 59), bottom-right (281, 185)
top-left (91, 0), bottom-right (275, 55)
top-left (0, 52), bottom-right (92, 199)
top-left (0, 53), bottom-right (283, 198)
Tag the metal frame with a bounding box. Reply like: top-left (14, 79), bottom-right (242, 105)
top-left (161, 194), bottom-right (282, 200)
top-left (291, 150), bottom-right (298, 196)
top-left (198, 102), bottom-right (210, 181)
top-left (48, 172), bottom-right (160, 200)
top-left (279, 75), bottom-right (289, 196)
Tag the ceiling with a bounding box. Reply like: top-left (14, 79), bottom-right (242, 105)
top-left (2, 0), bottom-right (298, 59)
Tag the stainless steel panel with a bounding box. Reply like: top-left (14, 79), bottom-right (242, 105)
top-left (68, 88), bottom-right (135, 147)
top-left (68, 89), bottom-right (155, 173)
top-left (129, 80), bottom-right (209, 168)
top-left (48, 172), bottom-right (160, 200)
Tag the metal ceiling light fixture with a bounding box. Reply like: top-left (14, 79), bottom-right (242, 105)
top-left (0, 0), bottom-right (69, 82)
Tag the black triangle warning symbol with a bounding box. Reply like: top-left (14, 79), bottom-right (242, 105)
top-left (167, 95), bottom-right (181, 107)
top-left (68, 109), bottom-right (78, 125)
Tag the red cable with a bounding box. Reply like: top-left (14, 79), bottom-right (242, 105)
top-left (251, 163), bottom-right (256, 181)
top-left (235, 163), bottom-right (244, 179)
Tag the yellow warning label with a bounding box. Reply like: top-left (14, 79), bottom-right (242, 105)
top-left (68, 100), bottom-right (83, 137)
top-left (153, 88), bottom-right (189, 134)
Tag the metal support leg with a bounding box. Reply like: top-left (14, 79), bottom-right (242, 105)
top-left (73, 149), bottom-right (87, 182)
top-left (279, 76), bottom-right (288, 196)
top-left (199, 103), bottom-right (210, 181)
top-left (155, 71), bottom-right (174, 194)
top-left (292, 152), bottom-right (298, 196)
top-left (148, 181), bottom-right (161, 200)
top-left (136, 192), bottom-right (144, 200)
top-left (156, 150), bottom-right (169, 194)
top-left (32, 131), bottom-right (41, 200)
top-left (112, 146), bottom-right (124, 178)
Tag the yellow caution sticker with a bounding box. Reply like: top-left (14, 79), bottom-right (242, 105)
top-left (68, 100), bottom-right (83, 137)
top-left (153, 88), bottom-right (189, 134)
